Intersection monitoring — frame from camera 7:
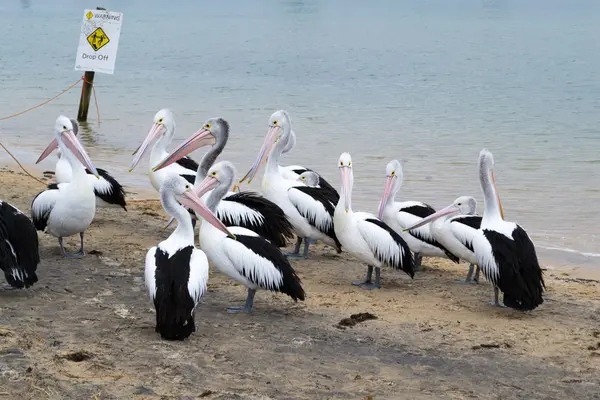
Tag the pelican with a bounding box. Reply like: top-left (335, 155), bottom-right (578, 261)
top-left (145, 175), bottom-right (233, 340)
top-left (151, 117), bottom-right (294, 247)
top-left (278, 130), bottom-right (339, 197)
top-left (31, 116), bottom-right (100, 258)
top-left (334, 153), bottom-right (415, 290)
top-left (239, 110), bottom-right (341, 259)
top-left (193, 161), bottom-right (305, 313)
top-left (378, 160), bottom-right (460, 270)
top-left (471, 149), bottom-right (545, 310)
top-left (403, 196), bottom-right (482, 284)
top-left (0, 200), bottom-right (39, 289)
top-left (128, 109), bottom-right (198, 191)
top-left (50, 118), bottom-right (127, 210)
top-left (297, 171), bottom-right (320, 187)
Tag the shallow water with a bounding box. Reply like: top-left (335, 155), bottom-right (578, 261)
top-left (1, 0), bottom-right (599, 267)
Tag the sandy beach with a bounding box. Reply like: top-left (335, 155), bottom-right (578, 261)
top-left (1, 166), bottom-right (599, 400)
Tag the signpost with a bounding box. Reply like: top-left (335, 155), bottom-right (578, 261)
top-left (75, 7), bottom-right (123, 121)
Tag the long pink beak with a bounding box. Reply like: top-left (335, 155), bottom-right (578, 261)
top-left (340, 166), bottom-right (351, 212)
top-left (378, 176), bottom-right (395, 219)
top-left (240, 125), bottom-right (280, 184)
top-left (153, 128), bottom-right (216, 172)
top-left (178, 188), bottom-right (235, 239)
top-left (189, 175), bottom-right (236, 238)
top-left (37, 131), bottom-right (99, 177)
top-left (129, 123), bottom-right (166, 171)
top-left (402, 203), bottom-right (460, 232)
top-left (36, 137), bottom-right (58, 164)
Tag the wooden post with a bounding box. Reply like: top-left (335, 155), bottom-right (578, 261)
top-left (77, 7), bottom-right (106, 122)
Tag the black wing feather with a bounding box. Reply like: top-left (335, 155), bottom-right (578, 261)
top-left (483, 226), bottom-right (545, 311)
top-left (228, 235), bottom-right (305, 301)
top-left (153, 246), bottom-right (196, 341)
top-left (0, 201), bottom-right (39, 288)
top-left (364, 218), bottom-right (415, 278)
top-left (175, 157), bottom-right (199, 172)
top-left (400, 204), bottom-right (436, 219)
top-left (85, 168), bottom-right (127, 210)
top-left (290, 186), bottom-right (342, 251)
top-left (219, 191), bottom-right (294, 247)
top-left (451, 216), bottom-right (482, 230)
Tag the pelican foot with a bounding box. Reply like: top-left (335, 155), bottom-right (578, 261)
top-left (489, 301), bottom-right (507, 308)
top-left (227, 306), bottom-right (247, 313)
top-left (284, 252), bottom-right (309, 260)
top-left (359, 282), bottom-right (381, 290)
top-left (227, 289), bottom-right (255, 313)
top-left (455, 279), bottom-right (478, 285)
top-left (352, 279), bottom-right (371, 286)
top-left (0, 283), bottom-right (17, 291)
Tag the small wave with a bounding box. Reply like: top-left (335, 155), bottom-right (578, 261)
top-left (537, 245), bottom-right (600, 258)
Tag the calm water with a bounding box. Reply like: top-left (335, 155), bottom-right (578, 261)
top-left (1, 0), bottom-right (599, 267)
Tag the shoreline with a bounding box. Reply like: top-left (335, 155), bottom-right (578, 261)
top-left (0, 167), bottom-right (599, 398)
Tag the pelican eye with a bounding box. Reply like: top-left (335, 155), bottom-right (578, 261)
top-left (205, 123), bottom-right (211, 129)
top-left (391, 171), bottom-right (395, 176)
top-left (273, 120), bottom-right (278, 125)
top-left (211, 171), bottom-right (217, 176)
top-left (340, 161), bottom-right (343, 166)
top-left (158, 118), bottom-right (163, 123)
top-left (457, 203), bottom-right (462, 206)
top-left (186, 184), bottom-right (190, 190)
top-left (348, 162), bottom-right (351, 166)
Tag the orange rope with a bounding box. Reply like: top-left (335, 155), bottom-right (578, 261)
top-left (0, 78), bottom-right (82, 121)
top-left (81, 75), bottom-right (101, 124)
top-left (0, 142), bottom-right (47, 186)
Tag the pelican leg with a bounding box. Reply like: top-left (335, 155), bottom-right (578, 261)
top-left (285, 237), bottom-right (309, 259)
top-left (489, 286), bottom-right (506, 307)
top-left (455, 264), bottom-right (478, 284)
top-left (414, 253), bottom-right (423, 271)
top-left (473, 265), bottom-right (481, 283)
top-left (359, 267), bottom-right (381, 290)
top-left (352, 265), bottom-right (373, 286)
top-left (59, 236), bottom-right (84, 259)
top-left (227, 288), bottom-right (256, 313)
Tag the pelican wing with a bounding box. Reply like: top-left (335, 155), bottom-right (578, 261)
top-left (0, 201), bottom-right (39, 288)
top-left (356, 213), bottom-right (415, 277)
top-left (31, 187), bottom-right (61, 231)
top-left (222, 232), bottom-right (305, 300)
top-left (144, 246), bottom-right (158, 299)
top-left (188, 249), bottom-right (209, 304)
top-left (448, 215), bottom-right (481, 252)
top-left (288, 186), bottom-right (335, 234)
top-left (86, 168), bottom-right (127, 210)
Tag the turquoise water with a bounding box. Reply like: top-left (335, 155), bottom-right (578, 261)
top-left (1, 0), bottom-right (599, 267)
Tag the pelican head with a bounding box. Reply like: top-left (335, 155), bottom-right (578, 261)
top-left (241, 110), bottom-right (291, 184)
top-left (402, 195), bottom-right (478, 231)
top-left (478, 148), bottom-right (504, 219)
top-left (152, 117), bottom-right (227, 172)
top-left (36, 115), bottom-right (99, 177)
top-left (194, 161), bottom-right (237, 197)
top-left (160, 174), bottom-right (234, 238)
top-left (297, 171), bottom-right (319, 187)
top-left (338, 152), bottom-right (353, 212)
top-left (377, 159), bottom-right (404, 219)
top-left (129, 109), bottom-right (175, 171)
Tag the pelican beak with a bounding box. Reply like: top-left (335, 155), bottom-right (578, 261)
top-left (402, 203), bottom-right (460, 232)
top-left (129, 123), bottom-right (166, 172)
top-left (340, 166), bottom-right (351, 213)
top-left (378, 175), bottom-right (396, 219)
top-left (491, 170), bottom-right (504, 219)
top-left (36, 137), bottom-right (59, 164)
top-left (152, 128), bottom-right (216, 172)
top-left (188, 176), bottom-right (236, 239)
top-left (59, 129), bottom-right (99, 178)
top-left (240, 125), bottom-right (280, 184)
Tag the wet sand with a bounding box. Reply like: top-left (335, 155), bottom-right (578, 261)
top-left (1, 167), bottom-right (599, 400)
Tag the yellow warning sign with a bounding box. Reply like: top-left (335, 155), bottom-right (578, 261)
top-left (86, 11), bottom-right (93, 20)
top-left (87, 27), bottom-right (110, 51)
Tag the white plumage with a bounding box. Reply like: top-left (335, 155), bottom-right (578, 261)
top-left (31, 116), bottom-right (99, 258)
top-left (195, 161), bottom-right (305, 313)
top-left (378, 160), bottom-right (460, 269)
top-left (334, 153), bottom-right (415, 290)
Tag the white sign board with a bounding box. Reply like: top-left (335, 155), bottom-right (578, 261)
top-left (74, 9), bottom-right (123, 75)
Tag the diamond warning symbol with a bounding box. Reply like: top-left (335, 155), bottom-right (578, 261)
top-left (87, 27), bottom-right (110, 51)
top-left (86, 11), bottom-right (93, 19)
